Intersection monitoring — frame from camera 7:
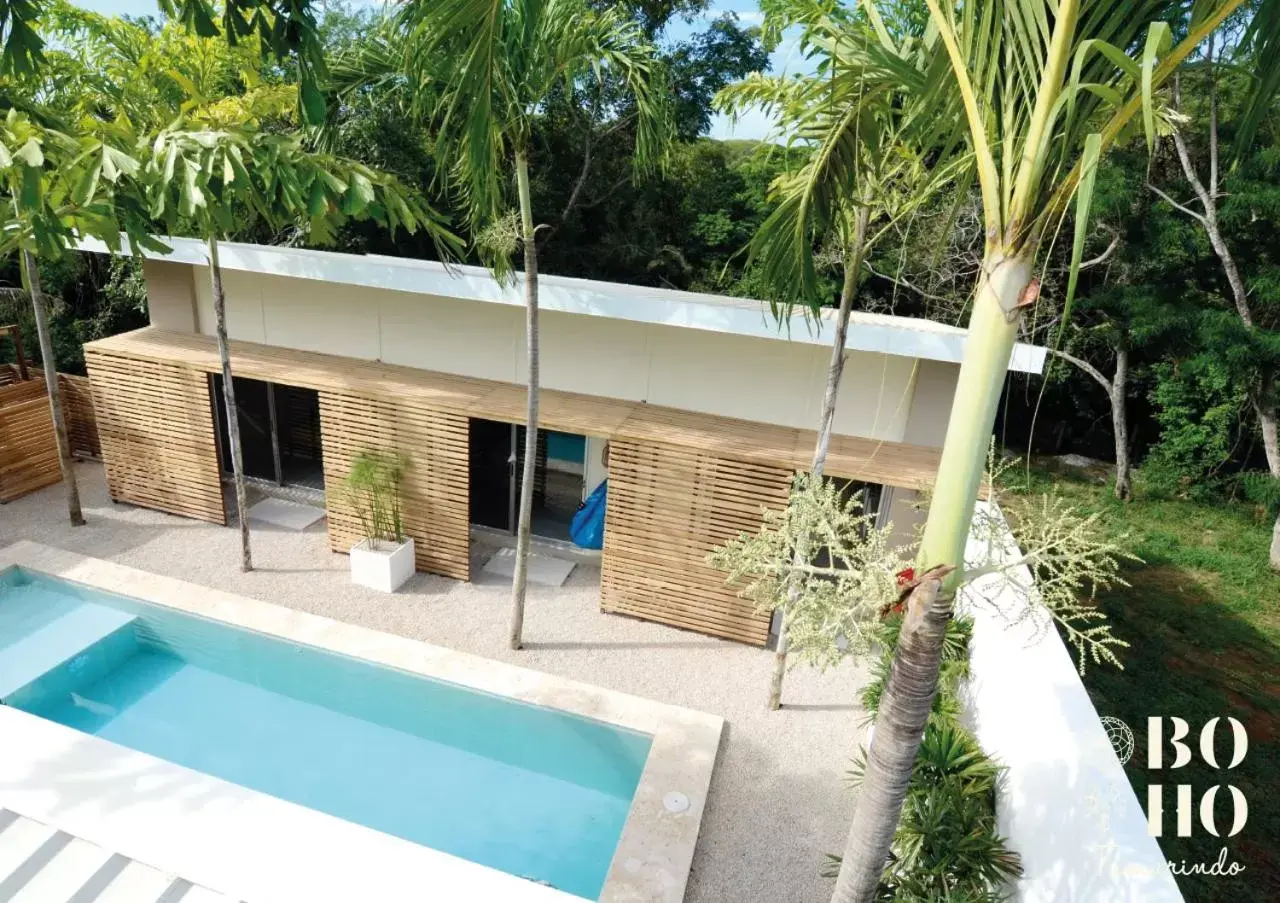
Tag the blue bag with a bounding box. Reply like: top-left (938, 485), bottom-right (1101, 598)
top-left (570, 480), bottom-right (608, 550)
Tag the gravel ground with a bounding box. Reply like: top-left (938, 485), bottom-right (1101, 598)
top-left (1, 461), bottom-right (871, 903)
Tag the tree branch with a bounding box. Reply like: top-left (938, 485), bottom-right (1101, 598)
top-left (1208, 34), bottom-right (1219, 200)
top-left (1169, 71), bottom-right (1215, 216)
top-left (864, 261), bottom-right (957, 304)
top-left (557, 93), bottom-right (601, 226)
top-left (1079, 230), bottom-right (1120, 270)
top-left (1047, 347), bottom-right (1112, 392)
top-left (1147, 182), bottom-right (1208, 226)
top-left (559, 137), bottom-right (592, 224)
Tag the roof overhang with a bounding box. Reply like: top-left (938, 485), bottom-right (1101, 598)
top-left (76, 235), bottom-right (1047, 374)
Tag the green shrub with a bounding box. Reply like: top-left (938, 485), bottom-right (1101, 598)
top-left (1240, 470), bottom-right (1280, 517)
top-left (342, 449), bottom-right (409, 545)
top-left (1142, 359), bottom-right (1245, 500)
top-left (830, 616), bottom-right (1022, 900)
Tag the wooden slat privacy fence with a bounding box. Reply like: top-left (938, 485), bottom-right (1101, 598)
top-left (319, 391), bottom-right (471, 581)
top-left (85, 349), bottom-right (226, 524)
top-left (0, 379), bottom-right (60, 502)
top-left (601, 440), bottom-right (793, 645)
top-left (0, 372), bottom-right (102, 503)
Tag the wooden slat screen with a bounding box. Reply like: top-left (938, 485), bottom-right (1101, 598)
top-left (319, 391), bottom-right (471, 581)
top-left (601, 439), bottom-right (793, 646)
top-left (59, 373), bottom-right (101, 459)
top-left (0, 379), bottom-right (60, 502)
top-left (85, 349), bottom-right (226, 524)
top-left (87, 328), bottom-right (947, 491)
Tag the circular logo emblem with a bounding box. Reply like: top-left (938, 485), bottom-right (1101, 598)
top-left (1100, 715), bottom-right (1135, 766)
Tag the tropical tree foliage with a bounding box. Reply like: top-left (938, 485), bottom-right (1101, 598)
top-left (714, 0), bottom-right (964, 707)
top-left (329, 0), bottom-right (670, 649)
top-left (143, 121), bottom-right (455, 571)
top-left (769, 0), bottom-right (1280, 897)
top-left (0, 104), bottom-right (160, 526)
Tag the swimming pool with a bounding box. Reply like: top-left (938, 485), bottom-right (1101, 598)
top-left (0, 566), bottom-right (651, 900)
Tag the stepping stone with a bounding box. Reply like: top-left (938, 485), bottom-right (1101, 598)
top-left (482, 548), bottom-right (576, 587)
top-left (248, 497), bottom-right (327, 531)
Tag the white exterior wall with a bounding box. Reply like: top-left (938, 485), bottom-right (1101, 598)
top-left (962, 503), bottom-right (1183, 903)
top-left (584, 437), bottom-right (609, 496)
top-left (144, 260), bottom-right (199, 332)
top-left (901, 359), bottom-right (959, 448)
top-left (184, 266), bottom-right (921, 442)
top-left (875, 358), bottom-right (962, 546)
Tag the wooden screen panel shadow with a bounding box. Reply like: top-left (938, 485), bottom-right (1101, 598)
top-left (319, 391), bottom-right (471, 582)
top-left (84, 350), bottom-right (226, 524)
top-left (601, 439), bottom-right (793, 646)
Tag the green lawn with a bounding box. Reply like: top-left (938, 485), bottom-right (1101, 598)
top-left (1016, 463), bottom-right (1279, 902)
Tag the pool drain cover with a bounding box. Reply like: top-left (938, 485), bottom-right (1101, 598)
top-left (663, 791), bottom-right (690, 813)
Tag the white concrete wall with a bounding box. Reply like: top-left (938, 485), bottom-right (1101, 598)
top-left (182, 267), bottom-right (923, 443)
top-left (902, 359), bottom-right (959, 448)
top-left (871, 358), bottom-right (960, 544)
top-left (962, 503), bottom-right (1182, 902)
top-left (144, 260), bottom-right (198, 332)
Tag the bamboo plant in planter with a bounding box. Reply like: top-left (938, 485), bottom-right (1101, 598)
top-left (344, 450), bottom-right (414, 592)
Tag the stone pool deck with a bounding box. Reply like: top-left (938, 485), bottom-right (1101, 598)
top-left (1, 462), bottom-right (871, 903)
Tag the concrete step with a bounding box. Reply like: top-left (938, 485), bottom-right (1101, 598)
top-left (0, 604), bottom-right (137, 702)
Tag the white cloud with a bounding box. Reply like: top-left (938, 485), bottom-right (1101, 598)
top-left (698, 8), bottom-right (766, 25)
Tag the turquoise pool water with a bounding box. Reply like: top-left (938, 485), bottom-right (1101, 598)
top-left (0, 568), bottom-right (650, 899)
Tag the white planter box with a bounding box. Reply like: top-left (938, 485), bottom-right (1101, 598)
top-left (349, 537), bottom-right (416, 593)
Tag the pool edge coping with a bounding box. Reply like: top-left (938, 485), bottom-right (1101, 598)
top-left (0, 540), bottom-right (724, 903)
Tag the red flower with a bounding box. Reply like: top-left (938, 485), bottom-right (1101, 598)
top-left (895, 567), bottom-right (915, 588)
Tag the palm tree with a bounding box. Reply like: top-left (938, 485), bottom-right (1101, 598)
top-left (334, 0), bottom-right (668, 649)
top-left (717, 2), bottom-right (958, 707)
top-left (0, 0), bottom-right (338, 530)
top-left (827, 0), bottom-right (1279, 899)
top-left (0, 109), bottom-right (159, 526)
top-left (144, 123), bottom-right (456, 571)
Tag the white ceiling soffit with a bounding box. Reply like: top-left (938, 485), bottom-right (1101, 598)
top-left (76, 235), bottom-right (1047, 374)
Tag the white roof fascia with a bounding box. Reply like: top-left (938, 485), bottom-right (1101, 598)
top-left (76, 235), bottom-right (1047, 374)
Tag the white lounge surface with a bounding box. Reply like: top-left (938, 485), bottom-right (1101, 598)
top-left (0, 809), bottom-right (236, 903)
top-left (247, 498), bottom-right (327, 531)
top-left (482, 548), bottom-right (576, 587)
top-left (0, 602), bottom-right (136, 701)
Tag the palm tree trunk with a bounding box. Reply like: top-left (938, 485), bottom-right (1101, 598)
top-left (1112, 346), bottom-right (1131, 501)
top-left (208, 236), bottom-right (252, 572)
top-left (20, 250), bottom-right (83, 526)
top-left (918, 252), bottom-right (1032, 570)
top-left (830, 249), bottom-right (1032, 902)
top-left (769, 206), bottom-right (869, 710)
top-left (830, 564), bottom-right (953, 901)
top-left (509, 149), bottom-right (539, 650)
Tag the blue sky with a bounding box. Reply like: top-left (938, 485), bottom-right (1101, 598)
top-left (69, 0), bottom-right (806, 140)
